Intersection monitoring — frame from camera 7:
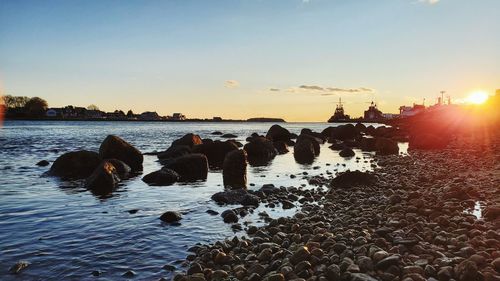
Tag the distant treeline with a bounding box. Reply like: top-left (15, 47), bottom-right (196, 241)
top-left (2, 95), bottom-right (49, 118)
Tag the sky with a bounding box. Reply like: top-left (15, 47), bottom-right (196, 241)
top-left (0, 0), bottom-right (499, 121)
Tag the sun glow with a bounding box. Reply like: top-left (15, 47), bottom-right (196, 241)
top-left (466, 91), bottom-right (489, 105)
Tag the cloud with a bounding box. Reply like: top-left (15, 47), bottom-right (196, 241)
top-left (224, 80), bottom-right (240, 88)
top-left (299, 85), bottom-right (324, 91)
top-left (269, 88), bottom-right (280, 92)
top-left (270, 85), bottom-right (375, 95)
top-left (419, 0), bottom-right (439, 4)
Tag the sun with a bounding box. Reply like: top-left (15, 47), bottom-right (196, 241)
top-left (466, 91), bottom-right (489, 105)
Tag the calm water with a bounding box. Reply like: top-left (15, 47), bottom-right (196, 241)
top-left (0, 121), bottom-right (390, 280)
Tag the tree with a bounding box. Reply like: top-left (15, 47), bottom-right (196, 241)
top-left (126, 110), bottom-right (134, 118)
top-left (87, 104), bottom-right (99, 111)
top-left (25, 97), bottom-right (48, 117)
top-left (2, 95), bottom-right (30, 108)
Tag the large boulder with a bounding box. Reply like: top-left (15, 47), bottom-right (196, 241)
top-left (375, 138), bottom-right (399, 155)
top-left (99, 135), bottom-right (143, 171)
top-left (273, 141), bottom-right (289, 154)
top-left (301, 129), bottom-right (325, 143)
top-left (192, 140), bottom-right (239, 168)
top-left (142, 169), bottom-right (180, 186)
top-left (360, 137), bottom-right (377, 151)
top-left (355, 123), bottom-right (366, 133)
top-left (330, 124), bottom-right (359, 141)
top-left (222, 150), bottom-right (247, 189)
top-left (171, 133), bottom-right (203, 148)
top-left (157, 145), bottom-right (192, 161)
top-left (409, 134), bottom-right (449, 150)
top-left (163, 153), bottom-right (208, 181)
top-left (297, 134), bottom-right (320, 155)
top-left (105, 159), bottom-right (131, 178)
top-left (243, 136), bottom-right (277, 166)
top-left (339, 147), bottom-right (355, 158)
top-left (266, 124), bottom-right (292, 142)
top-left (294, 137), bottom-right (316, 164)
top-left (85, 161), bottom-right (120, 195)
top-left (330, 170), bottom-right (377, 188)
top-left (49, 150), bottom-right (101, 179)
top-left (212, 189), bottom-right (259, 206)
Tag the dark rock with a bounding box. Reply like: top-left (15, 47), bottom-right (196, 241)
top-left (329, 141), bottom-right (346, 151)
top-left (297, 134), bottom-right (320, 155)
top-left (330, 170), bottom-right (376, 188)
top-left (329, 124), bottom-right (359, 141)
top-left (222, 149), bottom-right (247, 189)
top-left (211, 131), bottom-right (223, 135)
top-left (221, 209), bottom-right (238, 223)
top-left (339, 147), bottom-right (355, 157)
top-left (49, 150), bottom-right (101, 179)
top-left (273, 141), bottom-right (289, 154)
top-left (171, 133), bottom-right (202, 148)
top-left (105, 159), bottom-right (131, 178)
top-left (192, 140), bottom-right (238, 168)
top-left (206, 210), bottom-right (219, 215)
top-left (294, 136), bottom-right (316, 164)
top-left (142, 169), bottom-right (179, 186)
top-left (122, 270), bottom-right (136, 277)
top-left (9, 260), bottom-right (29, 274)
top-left (376, 255), bottom-right (400, 270)
top-left (375, 138), bottom-right (399, 155)
top-left (212, 189), bottom-right (259, 206)
top-left (282, 200), bottom-right (294, 209)
top-left (360, 137), bottom-right (377, 151)
top-left (290, 246), bottom-right (310, 265)
top-left (349, 273), bottom-right (378, 281)
top-left (85, 161), bottom-right (120, 195)
top-left (36, 160), bottom-right (50, 167)
top-left (484, 205), bottom-right (500, 220)
top-left (409, 133), bottom-right (449, 150)
top-left (163, 154), bottom-right (208, 181)
top-left (221, 133), bottom-right (237, 138)
top-left (158, 145), bottom-right (192, 161)
top-left (99, 135), bottom-right (143, 171)
top-left (266, 124), bottom-right (292, 142)
top-left (243, 136), bottom-right (277, 166)
top-left (160, 211), bottom-right (182, 223)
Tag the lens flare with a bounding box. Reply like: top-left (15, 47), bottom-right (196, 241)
top-left (466, 91), bottom-right (489, 105)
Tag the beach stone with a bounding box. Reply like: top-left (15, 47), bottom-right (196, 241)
top-left (376, 255), bottom-right (400, 270)
top-left (211, 189), bottom-right (259, 206)
top-left (85, 161), bottom-right (120, 195)
top-left (266, 273), bottom-right (285, 281)
top-left (492, 258), bottom-right (500, 272)
top-left (36, 160), bottom-right (50, 166)
top-left (297, 133), bottom-right (321, 155)
top-left (484, 206), bottom-right (500, 220)
top-left (99, 135), bottom-right (143, 171)
top-left (294, 136), bottom-right (316, 164)
top-left (266, 124), bottom-right (292, 142)
top-left (409, 133), bottom-right (448, 150)
top-left (222, 149), bottom-right (247, 189)
top-left (330, 170), bottom-right (376, 188)
top-left (339, 147), bottom-right (355, 157)
top-left (290, 246), bottom-right (310, 265)
top-left (49, 150), bottom-right (101, 179)
top-left (211, 270), bottom-right (228, 280)
top-left (244, 136), bottom-right (277, 165)
top-left (360, 137), bottom-right (377, 151)
top-left (329, 124), bottom-right (358, 141)
top-left (282, 200), bottom-right (295, 209)
top-left (142, 169), bottom-right (179, 186)
top-left (188, 273), bottom-right (206, 281)
top-left (172, 133), bottom-right (202, 148)
top-left (221, 133), bottom-right (237, 138)
top-left (160, 211), bottom-right (182, 223)
top-left (375, 138), bottom-right (399, 155)
top-left (105, 159), bottom-right (131, 178)
top-left (158, 145), bottom-right (192, 161)
top-left (349, 273), bottom-right (378, 281)
top-left (221, 210), bottom-right (238, 223)
top-left (192, 140), bottom-right (238, 168)
top-left (163, 154), bottom-right (208, 181)
top-left (273, 141), bottom-right (289, 154)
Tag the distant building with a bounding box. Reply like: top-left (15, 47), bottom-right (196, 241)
top-left (399, 104), bottom-right (425, 117)
top-left (139, 111), bottom-right (161, 120)
top-left (363, 101), bottom-right (383, 120)
top-left (62, 106), bottom-right (87, 118)
top-left (46, 108), bottom-right (62, 117)
top-left (171, 113), bottom-right (186, 120)
top-left (382, 113), bottom-right (398, 119)
top-left (106, 110), bottom-right (126, 120)
top-left (85, 110), bottom-right (104, 119)
top-left (213, 117), bottom-right (222, 121)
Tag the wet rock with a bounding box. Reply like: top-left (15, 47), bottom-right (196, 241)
top-left (455, 260), bottom-right (481, 281)
top-left (290, 246), bottom-right (311, 265)
top-left (105, 159), bottom-right (131, 178)
top-left (375, 137), bottom-right (399, 155)
top-left (297, 134), bottom-right (320, 155)
top-left (212, 270), bottom-right (229, 279)
top-left (266, 273), bottom-right (285, 281)
top-left (294, 136), bottom-right (316, 164)
top-left (172, 133), bottom-right (203, 148)
top-left (160, 211), bottom-right (182, 223)
top-left (492, 258), bottom-right (500, 272)
top-left (222, 149), bottom-right (247, 189)
top-left (221, 133), bottom-right (237, 138)
top-left (192, 140), bottom-right (238, 168)
top-left (409, 133), bottom-right (448, 150)
top-left (142, 169), bottom-right (179, 186)
top-left (360, 137), bottom-right (377, 151)
top-left (85, 161), bottom-right (120, 195)
top-left (266, 124), bottom-right (292, 142)
top-left (99, 135), bottom-right (143, 171)
top-left (211, 189), bottom-right (259, 206)
top-left (376, 255), bottom-right (400, 270)
top-left (349, 273), bottom-right (378, 281)
top-left (484, 205), bottom-right (500, 220)
top-left (49, 150), bottom-right (101, 179)
top-left (221, 209), bottom-right (238, 223)
top-left (158, 145), bottom-right (192, 161)
top-left (282, 200), bottom-right (295, 209)
top-left (273, 141), bottom-right (289, 154)
top-left (244, 136), bottom-right (277, 166)
top-left (339, 147), bottom-right (355, 157)
top-left (36, 160), bottom-right (50, 167)
top-left (122, 270), bottom-right (136, 277)
top-left (329, 124), bottom-right (359, 141)
top-left (9, 260), bottom-right (29, 274)
top-left (163, 154), bottom-right (208, 181)
top-left (330, 170), bottom-right (376, 188)
top-left (211, 131), bottom-right (223, 135)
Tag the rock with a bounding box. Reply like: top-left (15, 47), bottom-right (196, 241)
top-left (158, 145), bottom-right (192, 161)
top-left (266, 273), bottom-right (285, 281)
top-left (212, 270), bottom-right (229, 279)
top-left (297, 134), bottom-right (320, 155)
top-left (105, 159), bottom-right (131, 178)
top-left (290, 246), bottom-right (311, 265)
top-left (243, 136), bottom-right (277, 166)
top-left (222, 149), bottom-right (247, 189)
top-left (360, 137), bottom-right (377, 151)
top-left (375, 138), bottom-right (399, 155)
top-left (160, 211), bottom-right (182, 223)
top-left (329, 141), bottom-right (346, 151)
top-left (142, 169), bottom-right (180, 186)
top-left (484, 205), bottom-right (500, 220)
top-left (212, 189), bottom-right (259, 206)
top-left (9, 260), bottom-right (29, 274)
top-left (266, 124), bottom-right (292, 142)
top-left (36, 160), bottom-right (50, 167)
top-left (330, 170), bottom-right (376, 188)
top-left (492, 258), bottom-right (500, 272)
top-left (85, 161), bottom-right (120, 195)
top-left (349, 273), bottom-right (378, 281)
top-left (192, 140), bottom-right (238, 168)
top-left (294, 136), bottom-right (316, 164)
top-left (99, 135), bottom-right (143, 171)
top-left (282, 200), bottom-right (295, 209)
top-left (49, 150), bottom-right (101, 179)
top-left (163, 154), bottom-right (208, 181)
top-left (376, 255), bottom-right (400, 270)
top-left (409, 133), bottom-right (448, 150)
top-left (211, 131), bottom-right (223, 135)
top-left (172, 133), bottom-right (203, 148)
top-left (221, 209), bottom-right (238, 223)
top-left (122, 270), bottom-right (136, 277)
top-left (339, 147), bottom-right (355, 157)
top-left (454, 260), bottom-right (481, 281)
top-left (329, 124), bottom-right (359, 141)
top-left (273, 141), bottom-right (289, 154)
top-left (221, 133), bottom-right (237, 138)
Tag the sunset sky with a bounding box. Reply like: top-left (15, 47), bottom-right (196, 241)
top-left (1, 0), bottom-right (499, 121)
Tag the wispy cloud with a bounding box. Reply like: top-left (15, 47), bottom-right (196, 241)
top-left (270, 85), bottom-right (375, 95)
top-left (224, 80), bottom-right (240, 89)
top-left (419, 0), bottom-right (439, 5)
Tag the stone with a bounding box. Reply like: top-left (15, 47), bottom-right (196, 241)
top-left (158, 145), bottom-right (192, 161)
top-left (99, 135), bottom-right (143, 171)
top-left (85, 161), bottom-right (120, 195)
top-left (163, 154), bottom-right (208, 181)
top-left (105, 159), bottom-right (131, 178)
top-left (192, 140), bottom-right (239, 168)
top-left (49, 150), bottom-right (101, 179)
top-left (409, 133), bottom-right (448, 150)
top-left (211, 189), bottom-right (259, 206)
top-left (160, 211), bottom-right (182, 223)
top-left (36, 160), bottom-right (50, 166)
top-left (222, 149), bottom-right (247, 189)
top-left (221, 210), bottom-right (238, 223)
top-left (9, 260), bottom-right (29, 274)
top-left (339, 147), bottom-right (355, 157)
top-left (172, 133), bottom-right (203, 148)
top-left (142, 169), bottom-right (179, 186)
top-left (244, 136), bottom-right (277, 166)
top-left (330, 170), bottom-right (376, 188)
top-left (375, 138), bottom-right (399, 155)
top-left (266, 124), bottom-right (292, 142)
top-left (376, 255), bottom-right (400, 270)
top-left (290, 246), bottom-right (311, 265)
top-left (294, 136), bottom-right (316, 164)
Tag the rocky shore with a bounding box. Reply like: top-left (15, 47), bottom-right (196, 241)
top-left (170, 136), bottom-right (500, 281)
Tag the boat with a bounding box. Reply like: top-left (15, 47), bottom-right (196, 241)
top-left (327, 98), bottom-right (350, 122)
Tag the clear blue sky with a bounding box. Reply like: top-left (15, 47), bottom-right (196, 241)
top-left (1, 0), bottom-right (499, 121)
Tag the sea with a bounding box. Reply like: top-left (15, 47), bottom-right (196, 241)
top-left (0, 121), bottom-right (402, 280)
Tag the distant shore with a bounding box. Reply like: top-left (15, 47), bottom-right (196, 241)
top-left (3, 117), bottom-right (287, 123)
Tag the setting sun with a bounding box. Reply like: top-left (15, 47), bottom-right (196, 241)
top-left (466, 91), bottom-right (489, 104)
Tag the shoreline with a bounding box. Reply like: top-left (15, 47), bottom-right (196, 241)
top-left (171, 136), bottom-right (500, 281)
